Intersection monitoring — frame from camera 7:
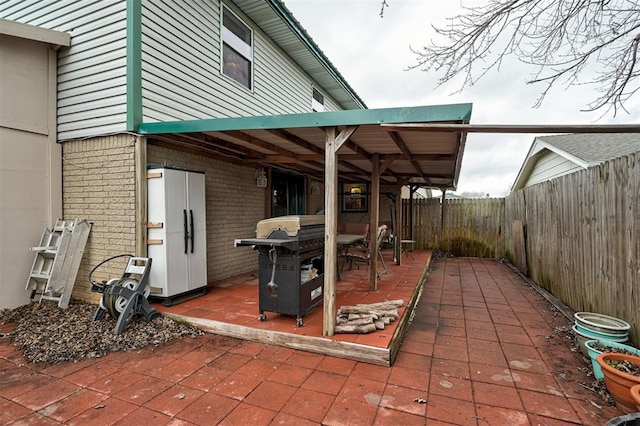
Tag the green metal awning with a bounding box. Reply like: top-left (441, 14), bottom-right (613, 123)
top-left (138, 103), bottom-right (473, 189)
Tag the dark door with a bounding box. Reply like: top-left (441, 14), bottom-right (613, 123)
top-left (271, 171), bottom-right (306, 217)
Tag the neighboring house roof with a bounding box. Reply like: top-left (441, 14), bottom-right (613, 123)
top-left (537, 133), bottom-right (640, 165)
top-left (400, 187), bottom-right (433, 199)
top-left (511, 133), bottom-right (640, 191)
top-left (239, 0), bottom-right (367, 110)
top-left (445, 193), bottom-right (467, 199)
top-left (139, 103), bottom-right (473, 189)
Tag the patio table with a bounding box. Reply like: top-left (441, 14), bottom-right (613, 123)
top-left (337, 233), bottom-right (366, 280)
top-left (400, 239), bottom-right (415, 259)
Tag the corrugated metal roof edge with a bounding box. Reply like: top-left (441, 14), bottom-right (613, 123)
top-left (266, 0), bottom-right (367, 110)
top-left (138, 103), bottom-right (473, 134)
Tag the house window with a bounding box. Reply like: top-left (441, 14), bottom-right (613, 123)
top-left (312, 87), bottom-right (325, 112)
top-left (222, 6), bottom-right (252, 89)
top-left (342, 183), bottom-right (368, 212)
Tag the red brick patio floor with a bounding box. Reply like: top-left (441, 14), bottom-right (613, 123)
top-left (0, 257), bottom-right (623, 425)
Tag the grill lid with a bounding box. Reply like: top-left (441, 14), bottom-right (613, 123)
top-left (256, 215), bottom-right (324, 238)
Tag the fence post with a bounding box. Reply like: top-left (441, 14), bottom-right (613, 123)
top-left (409, 185), bottom-right (417, 239)
top-left (395, 180), bottom-right (406, 265)
top-left (440, 190), bottom-right (446, 251)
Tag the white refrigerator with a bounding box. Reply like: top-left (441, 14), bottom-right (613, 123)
top-left (147, 167), bottom-right (207, 305)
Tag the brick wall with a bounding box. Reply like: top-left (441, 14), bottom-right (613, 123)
top-left (62, 134), bottom-right (138, 303)
top-left (62, 136), bottom-right (399, 303)
top-left (147, 144), bottom-right (265, 284)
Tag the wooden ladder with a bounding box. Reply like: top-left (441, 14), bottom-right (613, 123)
top-left (26, 218), bottom-right (92, 308)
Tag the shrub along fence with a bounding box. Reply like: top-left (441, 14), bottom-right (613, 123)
top-left (402, 197), bottom-right (505, 257)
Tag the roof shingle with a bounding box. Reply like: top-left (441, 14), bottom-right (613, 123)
top-left (537, 133), bottom-right (640, 164)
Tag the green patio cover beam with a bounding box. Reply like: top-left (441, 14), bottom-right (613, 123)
top-left (137, 103), bottom-right (473, 135)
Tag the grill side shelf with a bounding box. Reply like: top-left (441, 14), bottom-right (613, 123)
top-left (234, 238), bottom-right (298, 251)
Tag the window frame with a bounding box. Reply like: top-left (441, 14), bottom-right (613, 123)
top-left (342, 183), bottom-right (369, 212)
top-left (312, 87), bottom-right (325, 112)
top-left (220, 4), bottom-right (254, 90)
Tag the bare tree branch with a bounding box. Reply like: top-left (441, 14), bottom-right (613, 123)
top-left (379, 0), bottom-right (389, 18)
top-left (409, 0), bottom-right (640, 116)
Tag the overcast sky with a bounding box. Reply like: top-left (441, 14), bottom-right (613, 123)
top-left (284, 0), bottom-right (639, 196)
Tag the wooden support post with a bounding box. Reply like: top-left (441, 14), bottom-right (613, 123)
top-left (395, 180), bottom-right (407, 265)
top-left (440, 189), bottom-right (446, 249)
top-left (409, 184), bottom-right (416, 240)
top-left (323, 126), bottom-right (358, 337)
top-left (135, 136), bottom-right (147, 257)
top-left (370, 153), bottom-right (380, 291)
top-left (323, 127), bottom-right (338, 337)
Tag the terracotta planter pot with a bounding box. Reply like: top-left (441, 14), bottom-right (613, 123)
top-left (586, 340), bottom-right (640, 380)
top-left (597, 353), bottom-right (640, 413)
top-left (630, 384), bottom-right (640, 412)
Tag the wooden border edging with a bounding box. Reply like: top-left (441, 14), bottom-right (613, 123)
top-left (162, 252), bottom-right (434, 367)
top-left (162, 312), bottom-right (391, 366)
top-left (388, 254), bottom-right (432, 365)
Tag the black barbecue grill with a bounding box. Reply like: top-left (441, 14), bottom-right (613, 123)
top-left (234, 215), bottom-right (324, 326)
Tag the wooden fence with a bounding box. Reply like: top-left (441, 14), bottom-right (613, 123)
top-left (404, 152), bottom-right (639, 342)
top-left (504, 152), bottom-right (640, 343)
top-left (400, 153), bottom-right (640, 344)
top-left (402, 197), bottom-right (505, 258)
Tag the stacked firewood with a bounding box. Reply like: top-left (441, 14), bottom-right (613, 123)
top-left (335, 299), bottom-right (404, 334)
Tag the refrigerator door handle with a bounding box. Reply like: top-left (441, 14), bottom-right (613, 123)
top-left (190, 209), bottom-right (195, 253)
top-left (183, 209), bottom-right (188, 254)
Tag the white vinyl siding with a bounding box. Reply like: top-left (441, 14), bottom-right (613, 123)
top-left (1, 0), bottom-right (346, 138)
top-left (0, 0), bottom-right (127, 141)
top-left (323, 94), bottom-right (341, 112)
top-left (525, 151), bottom-right (584, 187)
top-left (141, 0), bottom-right (342, 124)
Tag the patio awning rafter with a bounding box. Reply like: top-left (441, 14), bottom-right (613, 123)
top-left (138, 104), bottom-right (474, 188)
top-left (139, 103), bottom-right (474, 337)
